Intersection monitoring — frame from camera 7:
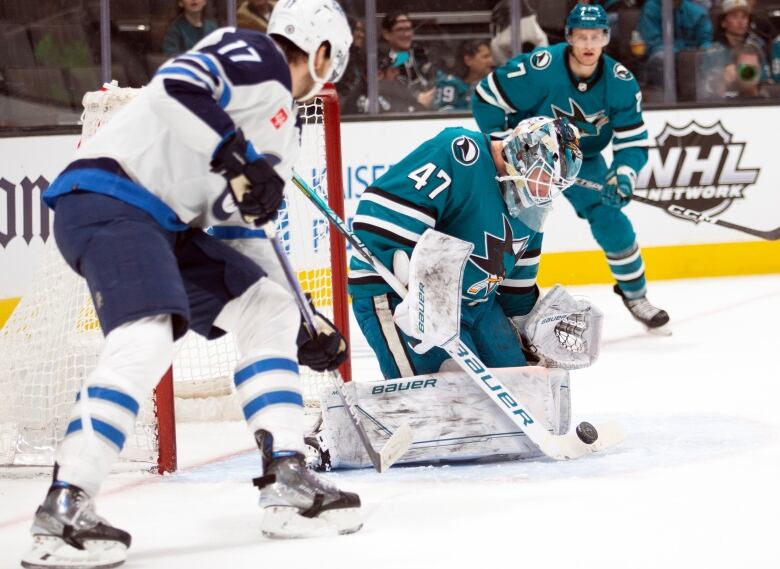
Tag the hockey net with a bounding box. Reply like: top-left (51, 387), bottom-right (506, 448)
top-left (0, 84), bottom-right (350, 474)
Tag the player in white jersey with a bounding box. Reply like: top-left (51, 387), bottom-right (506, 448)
top-left (21, 2), bottom-right (360, 568)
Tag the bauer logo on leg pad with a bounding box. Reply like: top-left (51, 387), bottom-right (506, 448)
top-left (371, 378), bottom-right (437, 395)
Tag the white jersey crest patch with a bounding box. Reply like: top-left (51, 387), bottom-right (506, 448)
top-left (451, 135), bottom-right (480, 166)
top-left (613, 63), bottom-right (633, 81)
top-left (530, 50), bottom-right (552, 70)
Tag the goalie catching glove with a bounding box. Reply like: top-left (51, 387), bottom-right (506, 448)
top-left (297, 294), bottom-right (349, 372)
top-left (210, 129), bottom-right (285, 226)
top-left (511, 284), bottom-right (604, 370)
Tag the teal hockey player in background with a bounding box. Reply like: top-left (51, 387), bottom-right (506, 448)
top-left (472, 3), bottom-right (670, 333)
top-left (348, 117), bottom-right (583, 379)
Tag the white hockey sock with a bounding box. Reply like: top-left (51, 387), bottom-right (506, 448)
top-left (56, 315), bottom-right (174, 496)
top-left (214, 278), bottom-right (306, 454)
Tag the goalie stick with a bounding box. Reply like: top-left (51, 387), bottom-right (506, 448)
top-left (262, 221), bottom-right (412, 473)
top-left (291, 172), bottom-right (624, 461)
top-left (575, 177), bottom-right (780, 241)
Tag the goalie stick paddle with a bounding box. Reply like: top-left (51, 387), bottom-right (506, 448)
top-left (575, 177), bottom-right (780, 241)
top-left (262, 220), bottom-right (412, 473)
top-left (291, 172), bottom-right (625, 461)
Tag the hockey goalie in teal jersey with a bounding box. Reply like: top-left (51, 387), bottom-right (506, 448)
top-left (472, 3), bottom-right (670, 333)
top-left (348, 116), bottom-right (583, 380)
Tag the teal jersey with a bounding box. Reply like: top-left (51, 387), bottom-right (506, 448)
top-left (434, 71), bottom-right (473, 111)
top-left (348, 127), bottom-right (542, 320)
top-left (472, 42), bottom-right (648, 175)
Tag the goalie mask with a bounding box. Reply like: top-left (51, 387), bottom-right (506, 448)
top-left (268, 0), bottom-right (353, 101)
top-left (497, 117), bottom-right (582, 216)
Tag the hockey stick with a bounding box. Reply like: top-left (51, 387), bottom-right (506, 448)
top-left (262, 220), bottom-right (412, 473)
top-left (575, 177), bottom-right (780, 241)
top-left (291, 172), bottom-right (624, 461)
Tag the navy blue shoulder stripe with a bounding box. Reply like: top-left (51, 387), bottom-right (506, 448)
top-left (162, 77), bottom-right (234, 137)
top-left (197, 30), bottom-right (291, 90)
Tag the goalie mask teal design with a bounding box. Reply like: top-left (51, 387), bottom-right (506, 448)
top-left (498, 117), bottom-right (583, 215)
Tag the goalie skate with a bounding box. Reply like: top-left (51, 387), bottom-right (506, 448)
top-left (21, 484), bottom-right (131, 569)
top-left (254, 430), bottom-right (361, 538)
top-left (614, 285), bottom-right (671, 335)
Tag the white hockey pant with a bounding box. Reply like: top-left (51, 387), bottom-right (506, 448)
top-left (214, 277), bottom-right (306, 454)
top-left (56, 314), bottom-right (174, 496)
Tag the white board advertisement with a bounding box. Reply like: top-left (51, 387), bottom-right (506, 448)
top-left (1, 106), bottom-right (778, 299)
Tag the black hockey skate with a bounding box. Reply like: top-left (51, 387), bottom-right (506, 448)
top-left (21, 483), bottom-right (131, 569)
top-left (253, 430), bottom-right (361, 538)
top-left (614, 285), bottom-right (671, 335)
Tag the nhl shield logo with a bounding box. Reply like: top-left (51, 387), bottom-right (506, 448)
top-left (636, 121), bottom-right (759, 219)
top-left (530, 50), bottom-right (552, 70)
top-left (451, 135), bottom-right (480, 166)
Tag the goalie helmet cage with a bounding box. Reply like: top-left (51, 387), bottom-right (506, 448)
top-left (0, 84), bottom-right (351, 475)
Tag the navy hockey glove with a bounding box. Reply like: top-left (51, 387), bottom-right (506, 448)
top-left (210, 129), bottom-right (285, 226)
top-left (602, 166), bottom-right (637, 209)
top-left (297, 310), bottom-right (349, 372)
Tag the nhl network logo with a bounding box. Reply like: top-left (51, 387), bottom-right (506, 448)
top-left (636, 121), bottom-right (759, 218)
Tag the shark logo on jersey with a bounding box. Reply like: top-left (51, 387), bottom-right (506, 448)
top-left (211, 153), bottom-right (283, 220)
top-left (451, 135), bottom-right (480, 166)
top-left (530, 50), bottom-right (552, 71)
top-left (613, 63), bottom-right (633, 81)
top-left (467, 215), bottom-right (529, 296)
top-left (551, 98), bottom-right (608, 137)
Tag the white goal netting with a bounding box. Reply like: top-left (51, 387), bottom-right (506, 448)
top-left (0, 83), bottom-right (348, 471)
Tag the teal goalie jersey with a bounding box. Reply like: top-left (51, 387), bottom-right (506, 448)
top-left (347, 127), bottom-right (543, 320)
top-left (472, 43), bottom-right (648, 175)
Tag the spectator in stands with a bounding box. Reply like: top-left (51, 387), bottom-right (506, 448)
top-left (714, 0), bottom-right (771, 80)
top-left (236, 0), bottom-right (276, 33)
top-left (434, 39), bottom-right (495, 111)
top-left (162, 0), bottom-right (218, 56)
top-left (340, 16), bottom-right (367, 114)
top-left (355, 49), bottom-right (433, 113)
top-left (380, 11), bottom-right (436, 106)
top-left (746, 0), bottom-right (776, 47)
top-left (490, 0), bottom-right (549, 66)
top-left (638, 0), bottom-right (712, 86)
top-left (723, 43), bottom-right (771, 98)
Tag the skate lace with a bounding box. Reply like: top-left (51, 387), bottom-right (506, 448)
top-left (627, 297), bottom-right (661, 320)
top-left (70, 490), bottom-right (102, 527)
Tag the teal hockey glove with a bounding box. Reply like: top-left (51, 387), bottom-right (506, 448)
top-left (602, 166), bottom-right (636, 209)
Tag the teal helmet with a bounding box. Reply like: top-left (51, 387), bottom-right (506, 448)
top-left (565, 3), bottom-right (610, 39)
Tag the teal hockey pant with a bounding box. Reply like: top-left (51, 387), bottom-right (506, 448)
top-left (564, 154), bottom-right (648, 299)
top-left (352, 293), bottom-right (527, 380)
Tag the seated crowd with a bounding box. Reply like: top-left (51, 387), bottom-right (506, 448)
top-left (1, 0), bottom-right (780, 128)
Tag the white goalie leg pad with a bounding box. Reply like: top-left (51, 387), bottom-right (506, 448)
top-left (319, 365), bottom-right (571, 469)
top-left (512, 284), bottom-right (604, 370)
top-left (56, 314), bottom-right (174, 496)
top-left (215, 278), bottom-right (306, 454)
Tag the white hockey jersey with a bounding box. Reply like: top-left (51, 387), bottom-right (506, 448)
top-left (44, 27), bottom-right (300, 232)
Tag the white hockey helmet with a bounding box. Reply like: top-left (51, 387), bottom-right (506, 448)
top-left (496, 116), bottom-right (582, 214)
top-left (268, 0), bottom-right (353, 99)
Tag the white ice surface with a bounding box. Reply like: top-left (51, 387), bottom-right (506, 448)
top-left (1, 274), bottom-right (779, 569)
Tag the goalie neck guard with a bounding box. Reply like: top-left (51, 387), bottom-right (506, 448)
top-left (497, 116), bottom-right (582, 215)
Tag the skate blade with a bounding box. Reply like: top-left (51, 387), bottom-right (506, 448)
top-left (261, 506), bottom-right (363, 539)
top-left (21, 534), bottom-right (127, 569)
top-left (647, 323), bottom-right (672, 336)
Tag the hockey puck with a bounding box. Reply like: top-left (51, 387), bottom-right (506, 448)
top-left (575, 421), bottom-right (599, 445)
